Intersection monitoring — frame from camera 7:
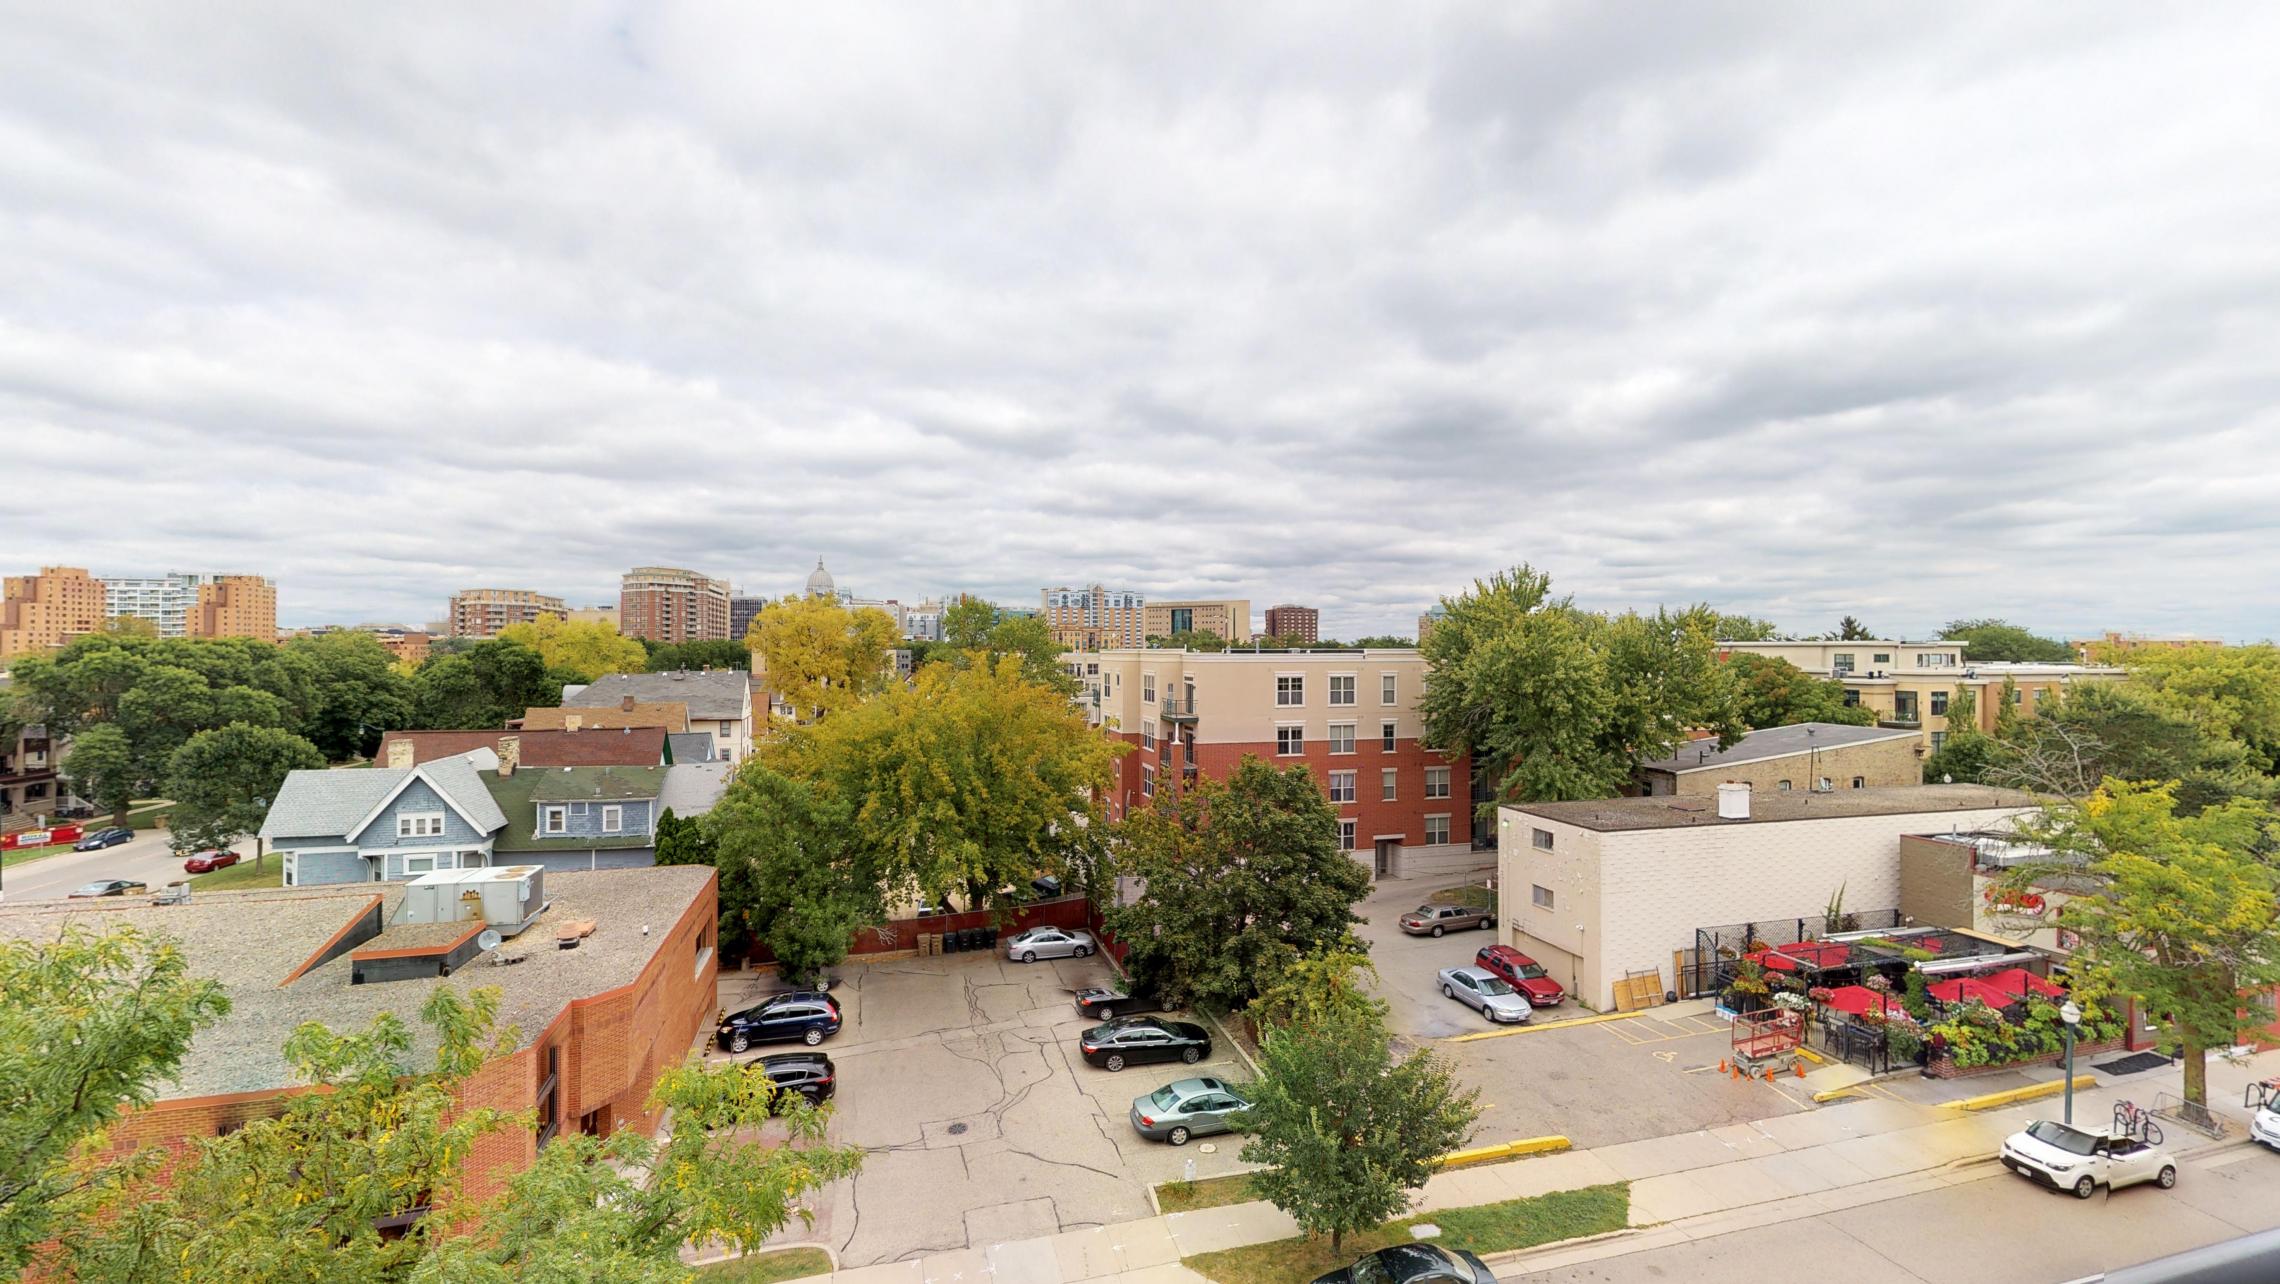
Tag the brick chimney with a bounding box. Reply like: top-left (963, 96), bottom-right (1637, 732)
top-left (385, 738), bottom-right (414, 770)
top-left (498, 734), bottom-right (521, 777)
top-left (621, 694), bottom-right (636, 712)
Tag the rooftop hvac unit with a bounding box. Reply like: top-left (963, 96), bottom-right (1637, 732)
top-left (395, 866), bottom-right (548, 937)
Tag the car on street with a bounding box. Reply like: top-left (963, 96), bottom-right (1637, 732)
top-left (752, 1052), bottom-right (836, 1111)
top-left (1999, 1119), bottom-right (2176, 1198)
top-left (1079, 1016), bottom-right (1212, 1072)
top-left (182, 849), bottom-right (241, 874)
top-left (1399, 903), bottom-right (1492, 937)
top-left (716, 991), bottom-right (843, 1053)
top-left (2249, 1079), bottom-right (2280, 1152)
top-left (1310, 1243), bottom-right (1495, 1283)
top-left (1436, 966), bottom-right (1534, 1024)
top-left (1075, 983), bottom-right (1167, 1022)
top-left (1130, 1076), bottom-right (1250, 1146)
top-left (67, 878), bottom-right (149, 899)
top-left (1473, 945), bottom-right (1565, 1007)
top-left (72, 827), bottom-right (134, 852)
top-left (1004, 925), bottom-right (1095, 962)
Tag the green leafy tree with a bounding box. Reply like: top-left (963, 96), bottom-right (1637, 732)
top-left (1939, 618), bottom-right (2074, 663)
top-left (0, 927), bottom-right (229, 1274)
top-left (941, 594), bottom-right (999, 649)
top-left (1148, 630), bottom-right (1231, 653)
top-left (651, 807), bottom-right (718, 868)
top-left (286, 631), bottom-right (413, 759)
top-left (1836, 616), bottom-right (1874, 640)
top-left (1923, 686), bottom-right (1995, 783)
top-left (408, 640), bottom-right (558, 730)
top-left (1418, 566), bottom-right (1743, 803)
top-left (708, 768), bottom-right (875, 985)
top-left (1991, 682), bottom-right (2274, 813)
top-left (1723, 652), bottom-right (1874, 729)
top-left (747, 596), bottom-right (900, 723)
top-left (1708, 613), bottom-right (1781, 641)
top-left (497, 615), bottom-right (648, 684)
top-left (166, 723), bottom-right (326, 866)
top-left (642, 639), bottom-right (751, 673)
top-left (1107, 758), bottom-right (1369, 1010)
top-left (61, 723), bottom-right (140, 824)
top-left (1349, 635), bottom-right (1414, 648)
top-left (2121, 643), bottom-right (2280, 775)
top-left (1240, 991), bottom-right (1478, 1252)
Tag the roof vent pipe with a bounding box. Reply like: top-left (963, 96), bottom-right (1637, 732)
top-left (1716, 781), bottom-right (1751, 821)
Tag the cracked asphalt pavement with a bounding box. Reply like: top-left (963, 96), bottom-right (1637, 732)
top-left (711, 949), bottom-right (1254, 1268)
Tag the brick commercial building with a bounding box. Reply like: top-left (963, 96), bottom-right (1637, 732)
top-left (1262, 604), bottom-right (1319, 643)
top-left (1080, 647), bottom-right (1489, 881)
top-left (1141, 599), bottom-right (1252, 643)
top-left (0, 566), bottom-right (106, 656)
top-left (0, 865), bottom-right (719, 1204)
top-left (449, 588), bottom-right (568, 638)
top-left (1637, 722), bottom-right (1923, 797)
top-left (619, 567), bottom-right (731, 644)
top-left (1717, 639), bottom-right (2123, 754)
top-left (1495, 784), bottom-right (2037, 1010)
top-left (1042, 584), bottom-right (1145, 651)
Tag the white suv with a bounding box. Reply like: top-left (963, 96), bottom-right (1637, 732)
top-left (2000, 1120), bottom-right (2175, 1199)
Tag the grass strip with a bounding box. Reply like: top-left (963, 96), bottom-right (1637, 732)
top-left (1158, 1171), bottom-right (1265, 1213)
top-left (1431, 884), bottom-right (1495, 911)
top-left (1184, 1181), bottom-right (1628, 1284)
top-left (690, 1246), bottom-right (835, 1282)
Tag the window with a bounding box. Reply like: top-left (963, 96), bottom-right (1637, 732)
top-left (1329, 722), bottom-right (1355, 754)
top-left (1842, 688), bottom-right (1861, 707)
top-left (1276, 726), bottom-right (1304, 756)
top-left (694, 923), bottom-right (713, 976)
top-left (1531, 884), bottom-right (1555, 909)
top-left (1424, 766), bottom-right (1451, 799)
top-left (1380, 768), bottom-right (1397, 801)
top-left (536, 1046), bottom-right (560, 1149)
top-left (1918, 651), bottom-right (1957, 668)
top-left (2010, 685), bottom-right (2025, 704)
top-left (1328, 770), bottom-right (1356, 803)
top-left (282, 852), bottom-right (298, 887)
top-left (1141, 721), bottom-right (1156, 750)
top-left (567, 801), bottom-right (590, 817)
top-left (1832, 652), bottom-right (1856, 673)
top-left (1141, 764), bottom-right (1155, 797)
top-left (1873, 652), bottom-right (1892, 665)
top-left (1851, 776), bottom-right (1865, 789)
top-left (1380, 673), bottom-right (1397, 705)
top-left (1893, 691), bottom-right (1919, 721)
top-left (1381, 721), bottom-right (1397, 752)
top-left (405, 853), bottom-right (437, 875)
top-left (1328, 675), bottom-right (1356, 706)
top-left (1930, 731), bottom-right (1949, 752)
top-left (1424, 814), bottom-right (1451, 845)
top-left (1531, 827), bottom-right (1554, 851)
top-left (542, 806), bottom-right (566, 834)
top-left (1930, 690), bottom-right (1949, 716)
top-left (1143, 673), bottom-right (1156, 704)
top-left (1338, 819), bottom-right (1356, 850)
top-left (602, 805), bottom-right (623, 832)
top-left (1777, 779), bottom-right (1793, 791)
top-left (1276, 675), bottom-right (1304, 706)
top-left (397, 812), bottom-right (445, 839)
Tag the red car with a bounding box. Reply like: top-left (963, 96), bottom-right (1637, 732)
top-left (1475, 945), bottom-right (1565, 1007)
top-left (182, 849), bottom-right (241, 874)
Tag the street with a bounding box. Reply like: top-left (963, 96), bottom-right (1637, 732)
top-left (1, 830), bottom-right (255, 903)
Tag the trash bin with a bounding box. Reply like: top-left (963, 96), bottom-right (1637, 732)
top-left (943, 927), bottom-right (962, 954)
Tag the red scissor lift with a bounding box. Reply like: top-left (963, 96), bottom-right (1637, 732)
top-left (1730, 1008), bottom-right (1805, 1080)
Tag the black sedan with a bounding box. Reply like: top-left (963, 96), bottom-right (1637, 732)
top-left (1079, 1016), bottom-right (1211, 1072)
top-left (752, 1053), bottom-right (836, 1111)
top-left (1074, 985), bottom-right (1168, 1022)
top-left (73, 827), bottom-right (134, 852)
top-left (717, 991), bottom-right (843, 1053)
top-left (68, 879), bottom-right (149, 899)
top-left (1312, 1244), bottom-right (1494, 1284)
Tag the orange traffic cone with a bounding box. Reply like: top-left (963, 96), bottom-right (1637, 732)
top-left (1718, 1058), bottom-right (1729, 1073)
top-left (1794, 1063), bottom-right (1806, 1079)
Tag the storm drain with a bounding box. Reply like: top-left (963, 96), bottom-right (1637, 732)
top-left (947, 1122), bottom-right (969, 1136)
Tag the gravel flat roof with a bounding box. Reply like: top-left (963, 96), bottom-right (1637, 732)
top-left (0, 865), bottom-right (714, 1099)
top-left (1509, 783), bottom-right (2039, 832)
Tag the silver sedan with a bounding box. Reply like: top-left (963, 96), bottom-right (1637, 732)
top-left (1004, 926), bottom-right (1096, 962)
top-left (1437, 966), bottom-right (1534, 1024)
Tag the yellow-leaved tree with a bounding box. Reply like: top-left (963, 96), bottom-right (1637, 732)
top-left (745, 595), bottom-right (900, 724)
top-left (496, 615), bottom-right (647, 684)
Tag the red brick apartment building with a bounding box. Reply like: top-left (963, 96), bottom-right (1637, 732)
top-left (1074, 647), bottom-right (1493, 881)
top-left (0, 865), bottom-right (718, 1204)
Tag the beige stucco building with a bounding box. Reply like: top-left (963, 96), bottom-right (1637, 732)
top-left (1141, 599), bottom-right (1252, 643)
top-left (1638, 723), bottom-right (1923, 796)
top-left (1719, 639), bottom-right (2123, 753)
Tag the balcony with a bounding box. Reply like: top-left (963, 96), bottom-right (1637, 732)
top-left (1160, 695), bottom-right (1199, 723)
top-left (1879, 717), bottom-right (1922, 730)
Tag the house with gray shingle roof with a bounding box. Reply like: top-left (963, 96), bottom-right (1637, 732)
top-left (564, 670), bottom-right (753, 763)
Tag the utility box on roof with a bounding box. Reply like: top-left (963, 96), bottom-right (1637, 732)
top-left (396, 866), bottom-right (546, 937)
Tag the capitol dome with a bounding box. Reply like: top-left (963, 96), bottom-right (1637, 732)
top-left (805, 558), bottom-right (836, 598)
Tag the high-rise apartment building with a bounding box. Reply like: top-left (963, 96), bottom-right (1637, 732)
top-left (729, 594), bottom-right (768, 643)
top-left (1042, 584), bottom-right (1145, 651)
top-left (449, 589), bottom-right (569, 639)
top-left (1142, 599), bottom-right (1252, 644)
top-left (620, 567), bottom-right (731, 644)
top-left (0, 567), bottom-right (107, 657)
top-left (102, 572), bottom-right (276, 640)
top-left (1263, 604), bottom-right (1319, 643)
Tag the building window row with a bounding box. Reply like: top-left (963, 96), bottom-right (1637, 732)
top-left (1276, 726), bottom-right (1304, 755)
top-left (1424, 814), bottom-right (1450, 846)
top-left (1276, 675), bottom-right (1305, 706)
top-left (1328, 674), bottom-right (1355, 706)
top-left (1328, 770), bottom-right (1356, 803)
top-left (1330, 722), bottom-right (1355, 754)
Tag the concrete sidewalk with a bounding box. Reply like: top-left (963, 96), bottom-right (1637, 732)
top-left (788, 1048), bottom-right (2280, 1284)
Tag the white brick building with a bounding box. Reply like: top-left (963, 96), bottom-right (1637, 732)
top-left (1495, 784), bottom-right (2037, 1010)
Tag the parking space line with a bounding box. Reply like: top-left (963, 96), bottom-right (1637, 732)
top-left (1442, 1009), bottom-right (1656, 1043)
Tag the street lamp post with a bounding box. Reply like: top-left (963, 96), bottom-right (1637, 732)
top-left (2060, 1000), bottom-right (2083, 1126)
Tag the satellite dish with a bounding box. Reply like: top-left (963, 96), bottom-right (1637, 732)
top-left (477, 928), bottom-right (503, 952)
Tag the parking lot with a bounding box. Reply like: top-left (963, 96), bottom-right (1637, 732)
top-left (712, 946), bottom-right (1254, 1270)
top-left (1356, 874), bottom-right (1813, 1150)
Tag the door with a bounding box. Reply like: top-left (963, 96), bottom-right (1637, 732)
top-left (1374, 839), bottom-right (1399, 878)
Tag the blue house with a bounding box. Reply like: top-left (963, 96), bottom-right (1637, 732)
top-left (260, 754), bottom-right (509, 886)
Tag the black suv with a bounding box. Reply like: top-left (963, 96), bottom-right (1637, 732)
top-left (753, 1053), bottom-right (836, 1110)
top-left (1079, 1016), bottom-right (1212, 1072)
top-left (717, 991), bottom-right (843, 1053)
top-left (1074, 984), bottom-right (1167, 1022)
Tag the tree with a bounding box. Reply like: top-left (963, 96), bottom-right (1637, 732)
top-left (1723, 652), bottom-right (1874, 730)
top-left (408, 640), bottom-right (559, 730)
top-left (1240, 986), bottom-right (1477, 1252)
top-left (61, 724), bottom-right (139, 824)
top-left (1923, 686), bottom-right (1995, 783)
top-left (2121, 644), bottom-right (2280, 775)
top-left (0, 927), bottom-right (229, 1274)
top-left (2004, 782), bottom-right (2280, 1108)
top-left (708, 768), bottom-right (875, 983)
top-left (651, 807), bottom-right (718, 868)
top-left (1707, 613), bottom-right (1780, 641)
top-left (61, 987), bottom-right (863, 1283)
top-left (1148, 630), bottom-right (1230, 653)
top-left (747, 596), bottom-right (900, 723)
top-left (1837, 616), bottom-right (1874, 640)
top-left (286, 631), bottom-right (413, 759)
top-left (166, 724), bottom-right (326, 865)
top-left (941, 594), bottom-right (999, 650)
top-left (643, 638), bottom-right (750, 673)
top-left (1939, 618), bottom-right (2073, 663)
top-left (1418, 567), bottom-right (1743, 803)
top-left (497, 615), bottom-right (648, 684)
top-left (1349, 635), bottom-right (1414, 648)
top-left (1991, 682), bottom-right (2274, 813)
top-left (1107, 757), bottom-right (1369, 1010)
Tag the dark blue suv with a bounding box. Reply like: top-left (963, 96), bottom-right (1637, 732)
top-left (717, 991), bottom-right (843, 1053)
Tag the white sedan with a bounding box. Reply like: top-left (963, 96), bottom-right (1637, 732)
top-left (1999, 1120), bottom-right (2176, 1198)
top-left (1004, 926), bottom-right (1096, 963)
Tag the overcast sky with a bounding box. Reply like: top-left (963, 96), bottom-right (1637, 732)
top-left (4, 4), bottom-right (2276, 641)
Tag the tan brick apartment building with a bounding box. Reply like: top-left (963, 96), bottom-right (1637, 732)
top-left (190, 574), bottom-right (276, 641)
top-left (1719, 639), bottom-right (2123, 752)
top-left (1141, 599), bottom-right (1252, 643)
top-left (450, 588), bottom-right (569, 638)
top-left (620, 567), bottom-right (731, 643)
top-left (0, 566), bottom-right (106, 656)
top-left (0, 865), bottom-right (719, 1205)
top-left (1044, 584), bottom-right (1145, 651)
top-left (1638, 722), bottom-right (1923, 796)
top-left (1263, 604), bottom-right (1319, 643)
top-left (1077, 647), bottom-right (1490, 880)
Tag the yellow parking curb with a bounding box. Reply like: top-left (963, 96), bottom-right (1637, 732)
top-left (1943, 1075), bottom-right (2096, 1112)
top-left (1795, 1045), bottom-right (1830, 1066)
top-left (1435, 1136), bottom-right (1571, 1168)
top-left (1445, 1010), bottom-right (1653, 1043)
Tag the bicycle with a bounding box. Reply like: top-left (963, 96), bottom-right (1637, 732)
top-left (2114, 1100), bottom-right (2164, 1147)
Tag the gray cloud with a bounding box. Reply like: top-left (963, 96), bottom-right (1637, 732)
top-left (2, 2), bottom-right (2277, 643)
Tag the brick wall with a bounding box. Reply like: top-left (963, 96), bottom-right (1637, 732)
top-left (1897, 834), bottom-right (1976, 931)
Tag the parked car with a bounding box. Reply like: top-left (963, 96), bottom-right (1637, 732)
top-left (1436, 966), bottom-right (1534, 1024)
top-left (1130, 1076), bottom-right (1250, 1146)
top-left (1030, 874), bottom-right (1064, 899)
top-left (752, 1052), bottom-right (836, 1111)
top-left (68, 879), bottom-right (149, 899)
top-left (1473, 945), bottom-right (1565, 1007)
top-left (182, 849), bottom-right (241, 874)
top-left (1311, 1243), bottom-right (1495, 1284)
top-left (72, 827), bottom-right (134, 852)
top-left (1399, 903), bottom-right (1491, 937)
top-left (1004, 926), bottom-right (1096, 963)
top-left (716, 991), bottom-right (843, 1053)
top-left (1999, 1120), bottom-right (2176, 1198)
top-left (2249, 1079), bottom-right (2280, 1152)
top-left (1075, 984), bottom-right (1166, 1022)
top-left (1079, 1016), bottom-right (1212, 1072)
